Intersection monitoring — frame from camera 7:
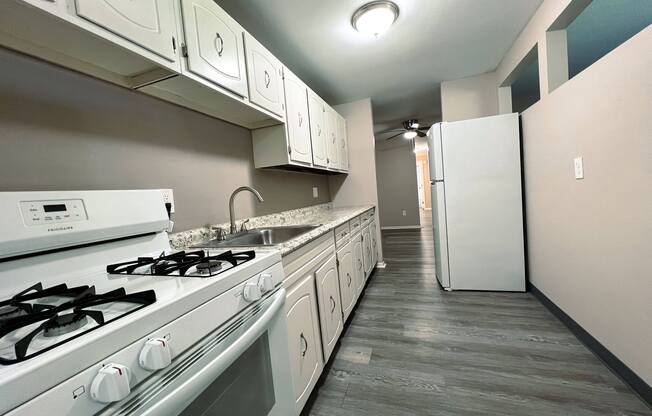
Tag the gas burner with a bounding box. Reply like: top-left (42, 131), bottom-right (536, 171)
top-left (0, 305), bottom-right (27, 322)
top-left (196, 259), bottom-right (223, 275)
top-left (43, 313), bottom-right (88, 337)
top-left (107, 250), bottom-right (256, 278)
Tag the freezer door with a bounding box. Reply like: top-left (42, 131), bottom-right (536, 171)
top-left (427, 124), bottom-right (444, 181)
top-left (441, 113), bottom-right (525, 291)
top-left (431, 183), bottom-right (450, 289)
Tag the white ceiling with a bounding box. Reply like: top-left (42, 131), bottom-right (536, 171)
top-left (217, 0), bottom-right (542, 134)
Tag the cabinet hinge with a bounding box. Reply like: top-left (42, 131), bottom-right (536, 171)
top-left (336, 258), bottom-right (340, 267)
top-left (287, 145), bottom-right (292, 155)
top-left (181, 44), bottom-right (188, 58)
top-left (172, 36), bottom-right (177, 51)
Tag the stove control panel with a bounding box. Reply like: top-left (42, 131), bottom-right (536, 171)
top-left (20, 199), bottom-right (88, 227)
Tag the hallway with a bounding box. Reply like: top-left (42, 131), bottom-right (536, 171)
top-left (303, 226), bottom-right (651, 415)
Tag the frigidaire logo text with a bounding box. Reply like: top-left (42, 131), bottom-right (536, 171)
top-left (47, 226), bottom-right (73, 232)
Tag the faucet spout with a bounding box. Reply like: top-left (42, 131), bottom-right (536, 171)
top-left (229, 186), bottom-right (264, 234)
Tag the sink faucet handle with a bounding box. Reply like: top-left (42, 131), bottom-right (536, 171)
top-left (211, 226), bottom-right (226, 241)
top-left (240, 219), bottom-right (251, 232)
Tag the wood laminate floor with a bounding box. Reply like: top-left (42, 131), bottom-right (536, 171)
top-left (303, 216), bottom-right (650, 415)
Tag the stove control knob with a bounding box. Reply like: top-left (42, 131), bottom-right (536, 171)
top-left (242, 282), bottom-right (262, 302)
top-left (90, 363), bottom-right (131, 403)
top-left (139, 338), bottom-right (172, 371)
top-left (258, 273), bottom-right (275, 293)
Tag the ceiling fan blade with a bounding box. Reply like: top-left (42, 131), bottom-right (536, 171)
top-left (417, 130), bottom-right (427, 137)
top-left (376, 128), bottom-right (405, 135)
top-left (384, 132), bottom-right (405, 141)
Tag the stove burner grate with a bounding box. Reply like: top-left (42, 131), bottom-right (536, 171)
top-left (43, 313), bottom-right (89, 338)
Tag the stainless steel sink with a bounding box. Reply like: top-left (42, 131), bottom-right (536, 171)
top-left (199, 225), bottom-right (320, 248)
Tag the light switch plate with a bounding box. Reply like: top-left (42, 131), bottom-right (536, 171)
top-left (402, 210), bottom-right (407, 216)
top-left (574, 157), bottom-right (584, 179)
top-left (312, 187), bottom-right (319, 198)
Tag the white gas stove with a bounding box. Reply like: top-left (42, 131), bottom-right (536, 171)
top-left (0, 190), bottom-right (294, 416)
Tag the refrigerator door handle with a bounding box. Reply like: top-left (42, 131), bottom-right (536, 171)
top-left (431, 180), bottom-right (444, 184)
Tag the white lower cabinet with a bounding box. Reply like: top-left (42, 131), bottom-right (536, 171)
top-left (362, 226), bottom-right (373, 278)
top-left (315, 255), bottom-right (343, 362)
top-left (370, 217), bottom-right (379, 267)
top-left (352, 234), bottom-right (365, 296)
top-left (285, 273), bottom-right (323, 414)
top-left (336, 241), bottom-right (356, 323)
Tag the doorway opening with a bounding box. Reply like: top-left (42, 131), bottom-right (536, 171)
top-left (414, 139), bottom-right (432, 229)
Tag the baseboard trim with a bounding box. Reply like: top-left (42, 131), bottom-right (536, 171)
top-left (380, 225), bottom-right (421, 230)
top-left (530, 284), bottom-right (652, 408)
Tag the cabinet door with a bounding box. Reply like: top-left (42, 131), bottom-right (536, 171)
top-left (75, 0), bottom-right (177, 61)
top-left (284, 70), bottom-right (313, 164)
top-left (337, 242), bottom-right (355, 323)
top-left (307, 91), bottom-right (327, 167)
top-left (315, 255), bottom-right (343, 361)
top-left (180, 0), bottom-right (248, 97)
top-left (352, 236), bottom-right (365, 297)
top-left (362, 226), bottom-right (372, 278)
top-left (244, 32), bottom-right (285, 117)
top-left (370, 219), bottom-right (378, 266)
top-left (285, 274), bottom-right (324, 412)
top-left (338, 115), bottom-right (349, 171)
top-left (325, 107), bottom-right (339, 169)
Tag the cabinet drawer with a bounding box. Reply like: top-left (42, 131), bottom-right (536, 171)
top-left (350, 216), bottom-right (361, 234)
top-left (334, 222), bottom-right (350, 245)
top-left (360, 210), bottom-right (372, 224)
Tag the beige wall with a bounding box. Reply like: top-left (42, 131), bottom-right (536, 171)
top-left (0, 48), bottom-right (331, 231)
top-left (329, 98), bottom-right (383, 262)
top-left (520, 25), bottom-right (652, 386)
top-left (440, 72), bottom-right (499, 122)
top-left (375, 142), bottom-right (420, 228)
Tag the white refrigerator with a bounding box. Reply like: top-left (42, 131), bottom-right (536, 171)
top-left (427, 113), bottom-right (525, 291)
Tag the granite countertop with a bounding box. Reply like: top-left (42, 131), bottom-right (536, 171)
top-left (169, 203), bottom-right (375, 256)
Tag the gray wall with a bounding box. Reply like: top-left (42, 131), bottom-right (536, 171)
top-left (375, 142), bottom-right (420, 228)
top-left (329, 98), bottom-right (384, 262)
top-left (0, 48), bottom-right (331, 231)
top-left (520, 25), bottom-right (652, 385)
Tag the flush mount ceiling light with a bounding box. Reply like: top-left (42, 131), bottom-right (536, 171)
top-left (403, 131), bottom-right (417, 139)
top-left (352, 1), bottom-right (400, 37)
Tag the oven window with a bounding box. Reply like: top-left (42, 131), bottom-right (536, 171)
top-left (179, 332), bottom-right (276, 416)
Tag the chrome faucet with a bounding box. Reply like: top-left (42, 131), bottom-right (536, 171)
top-left (229, 186), bottom-right (264, 234)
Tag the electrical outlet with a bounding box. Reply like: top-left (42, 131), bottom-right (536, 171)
top-left (402, 210), bottom-right (407, 217)
top-left (313, 187), bottom-right (319, 198)
top-left (160, 189), bottom-right (175, 214)
top-left (574, 157), bottom-right (584, 180)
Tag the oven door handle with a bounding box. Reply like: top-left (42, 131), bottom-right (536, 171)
top-left (138, 288), bottom-right (286, 416)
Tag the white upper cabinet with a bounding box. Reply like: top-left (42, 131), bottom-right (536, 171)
top-left (338, 115), bottom-right (349, 171)
top-left (75, 0), bottom-right (178, 61)
top-left (325, 106), bottom-right (339, 169)
top-left (308, 90), bottom-right (328, 168)
top-left (283, 69), bottom-right (313, 165)
top-left (180, 0), bottom-right (248, 97)
top-left (244, 32), bottom-right (285, 117)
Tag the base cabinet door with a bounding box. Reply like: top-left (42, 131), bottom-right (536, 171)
top-left (362, 226), bottom-right (372, 278)
top-left (315, 255), bottom-right (343, 362)
top-left (180, 0), bottom-right (248, 97)
top-left (244, 32), bottom-right (285, 117)
top-left (352, 235), bottom-right (365, 297)
top-left (285, 274), bottom-right (324, 414)
top-left (370, 218), bottom-right (378, 267)
top-left (75, 0), bottom-right (178, 61)
top-left (336, 241), bottom-right (355, 323)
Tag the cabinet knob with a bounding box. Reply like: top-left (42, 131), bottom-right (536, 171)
top-left (300, 332), bottom-right (308, 357)
top-left (329, 296), bottom-right (336, 314)
top-left (215, 33), bottom-right (224, 56)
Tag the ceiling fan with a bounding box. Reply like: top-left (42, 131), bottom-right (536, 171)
top-left (378, 119), bottom-right (429, 141)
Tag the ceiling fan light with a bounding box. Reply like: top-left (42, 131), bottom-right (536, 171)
top-left (404, 131), bottom-right (417, 139)
top-left (352, 1), bottom-right (399, 37)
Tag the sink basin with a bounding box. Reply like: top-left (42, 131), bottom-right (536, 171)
top-left (199, 225), bottom-right (320, 248)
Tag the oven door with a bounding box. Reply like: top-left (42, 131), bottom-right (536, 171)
top-left (101, 288), bottom-right (294, 416)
